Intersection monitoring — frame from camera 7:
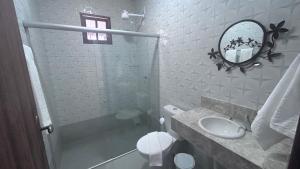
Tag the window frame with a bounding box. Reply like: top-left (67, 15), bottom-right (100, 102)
top-left (80, 12), bottom-right (112, 44)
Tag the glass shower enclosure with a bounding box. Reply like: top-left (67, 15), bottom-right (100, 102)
top-left (24, 22), bottom-right (160, 169)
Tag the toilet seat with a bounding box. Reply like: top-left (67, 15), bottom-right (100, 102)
top-left (136, 131), bottom-right (175, 155)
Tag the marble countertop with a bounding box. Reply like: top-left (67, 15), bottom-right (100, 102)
top-left (172, 107), bottom-right (292, 169)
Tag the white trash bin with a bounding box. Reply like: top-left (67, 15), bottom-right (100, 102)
top-left (174, 153), bottom-right (195, 169)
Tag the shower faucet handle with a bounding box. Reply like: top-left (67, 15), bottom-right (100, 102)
top-left (245, 114), bottom-right (252, 131)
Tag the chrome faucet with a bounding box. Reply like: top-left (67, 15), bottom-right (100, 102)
top-left (245, 114), bottom-right (252, 131)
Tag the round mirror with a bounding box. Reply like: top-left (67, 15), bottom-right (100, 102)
top-left (218, 20), bottom-right (266, 64)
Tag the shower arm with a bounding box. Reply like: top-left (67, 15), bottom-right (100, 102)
top-left (124, 7), bottom-right (146, 19)
top-left (127, 13), bottom-right (144, 18)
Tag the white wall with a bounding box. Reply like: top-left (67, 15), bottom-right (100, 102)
top-left (135, 0), bottom-right (300, 112)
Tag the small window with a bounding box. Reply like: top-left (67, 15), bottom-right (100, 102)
top-left (80, 13), bottom-right (112, 44)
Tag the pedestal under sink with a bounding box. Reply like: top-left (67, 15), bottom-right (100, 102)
top-left (198, 116), bottom-right (245, 139)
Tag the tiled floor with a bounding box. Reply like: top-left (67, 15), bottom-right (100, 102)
top-left (59, 124), bottom-right (151, 169)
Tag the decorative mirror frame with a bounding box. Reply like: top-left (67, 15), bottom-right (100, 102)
top-left (208, 19), bottom-right (289, 73)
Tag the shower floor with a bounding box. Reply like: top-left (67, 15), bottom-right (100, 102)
top-left (59, 122), bottom-right (151, 169)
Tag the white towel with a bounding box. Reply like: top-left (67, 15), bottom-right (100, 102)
top-left (23, 44), bottom-right (52, 134)
top-left (270, 56), bottom-right (300, 138)
top-left (240, 48), bottom-right (253, 62)
top-left (251, 54), bottom-right (300, 150)
top-left (148, 132), bottom-right (163, 167)
top-left (225, 49), bottom-right (237, 62)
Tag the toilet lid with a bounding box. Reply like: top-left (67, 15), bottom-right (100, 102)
top-left (136, 131), bottom-right (174, 155)
top-left (174, 153), bottom-right (195, 169)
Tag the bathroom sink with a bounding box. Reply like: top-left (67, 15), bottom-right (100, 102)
top-left (198, 116), bottom-right (245, 139)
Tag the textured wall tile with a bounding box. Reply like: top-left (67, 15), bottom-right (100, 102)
top-left (135, 0), bottom-right (300, 112)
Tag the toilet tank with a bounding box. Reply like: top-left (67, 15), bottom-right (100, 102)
top-left (163, 105), bottom-right (184, 139)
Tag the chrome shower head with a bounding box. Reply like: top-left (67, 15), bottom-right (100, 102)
top-left (121, 10), bottom-right (129, 20)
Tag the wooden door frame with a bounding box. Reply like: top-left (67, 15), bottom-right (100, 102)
top-left (0, 0), bottom-right (49, 169)
top-left (287, 115), bottom-right (300, 169)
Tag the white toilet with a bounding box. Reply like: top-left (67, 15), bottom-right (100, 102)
top-left (136, 105), bottom-right (195, 169)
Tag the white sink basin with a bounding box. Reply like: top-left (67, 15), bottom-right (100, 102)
top-left (198, 116), bottom-right (246, 139)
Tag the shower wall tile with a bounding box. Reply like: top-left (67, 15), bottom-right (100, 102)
top-left (135, 0), bottom-right (300, 113)
top-left (47, 56), bottom-right (107, 125)
top-left (38, 0), bottom-right (139, 126)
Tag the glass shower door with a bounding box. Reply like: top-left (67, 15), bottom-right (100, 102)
top-left (84, 34), bottom-right (160, 168)
top-left (37, 28), bottom-right (159, 169)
